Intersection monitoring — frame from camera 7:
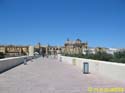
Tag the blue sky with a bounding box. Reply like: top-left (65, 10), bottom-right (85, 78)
top-left (0, 0), bottom-right (125, 48)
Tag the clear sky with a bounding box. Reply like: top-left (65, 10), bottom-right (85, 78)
top-left (0, 0), bottom-right (125, 48)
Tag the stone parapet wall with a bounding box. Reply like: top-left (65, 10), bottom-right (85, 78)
top-left (0, 56), bottom-right (33, 73)
top-left (58, 55), bottom-right (125, 81)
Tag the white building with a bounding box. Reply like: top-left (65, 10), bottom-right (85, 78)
top-left (83, 47), bottom-right (120, 55)
top-left (82, 47), bottom-right (96, 54)
top-left (105, 48), bottom-right (119, 54)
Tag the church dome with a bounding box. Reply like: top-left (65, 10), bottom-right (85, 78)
top-left (76, 38), bottom-right (81, 44)
top-left (76, 38), bottom-right (81, 42)
top-left (65, 38), bottom-right (70, 44)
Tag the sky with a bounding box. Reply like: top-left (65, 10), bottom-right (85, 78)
top-left (0, 0), bottom-right (125, 48)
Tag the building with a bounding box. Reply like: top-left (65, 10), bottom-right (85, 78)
top-left (34, 43), bottom-right (62, 55)
top-left (86, 47), bottom-right (96, 54)
top-left (0, 45), bottom-right (6, 54)
top-left (34, 39), bottom-right (88, 56)
top-left (95, 47), bottom-right (108, 53)
top-left (86, 47), bottom-right (120, 55)
top-left (1, 39), bottom-right (122, 57)
top-left (0, 45), bottom-right (29, 57)
top-left (63, 38), bottom-right (88, 55)
top-left (105, 48), bottom-right (118, 54)
top-left (95, 47), bottom-right (120, 54)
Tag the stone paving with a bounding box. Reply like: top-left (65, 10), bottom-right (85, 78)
top-left (0, 57), bottom-right (125, 93)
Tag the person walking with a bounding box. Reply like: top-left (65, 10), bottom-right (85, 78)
top-left (42, 50), bottom-right (45, 58)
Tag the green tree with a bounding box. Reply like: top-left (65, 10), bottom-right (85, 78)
top-left (113, 51), bottom-right (125, 63)
top-left (0, 52), bottom-right (5, 59)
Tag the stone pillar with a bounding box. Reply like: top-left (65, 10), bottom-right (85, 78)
top-left (29, 46), bottom-right (34, 56)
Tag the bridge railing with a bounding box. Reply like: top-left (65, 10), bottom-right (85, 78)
top-left (0, 55), bottom-right (40, 73)
top-left (58, 55), bottom-right (125, 82)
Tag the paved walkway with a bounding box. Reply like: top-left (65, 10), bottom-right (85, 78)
top-left (0, 57), bottom-right (125, 93)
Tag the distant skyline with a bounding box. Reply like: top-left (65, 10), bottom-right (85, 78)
top-left (0, 0), bottom-right (125, 48)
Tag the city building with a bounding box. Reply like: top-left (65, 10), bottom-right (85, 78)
top-left (86, 47), bottom-right (120, 55)
top-left (1, 39), bottom-right (123, 58)
top-left (34, 43), bottom-right (62, 55)
top-left (105, 48), bottom-right (119, 54)
top-left (0, 45), bottom-right (6, 54)
top-left (95, 47), bottom-right (108, 53)
top-left (63, 38), bottom-right (88, 55)
top-left (0, 45), bottom-right (29, 57)
top-left (86, 47), bottom-right (96, 54)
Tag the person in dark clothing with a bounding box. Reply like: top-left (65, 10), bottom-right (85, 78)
top-left (42, 53), bottom-right (45, 58)
top-left (42, 50), bottom-right (46, 58)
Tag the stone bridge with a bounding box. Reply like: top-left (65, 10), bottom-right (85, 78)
top-left (0, 57), bottom-right (125, 93)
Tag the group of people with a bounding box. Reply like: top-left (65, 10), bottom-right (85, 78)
top-left (41, 50), bottom-right (57, 58)
top-left (41, 53), bottom-right (57, 58)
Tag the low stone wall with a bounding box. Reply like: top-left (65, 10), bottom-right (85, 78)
top-left (0, 56), bottom-right (33, 73)
top-left (58, 55), bottom-right (125, 81)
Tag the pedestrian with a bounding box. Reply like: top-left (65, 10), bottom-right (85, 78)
top-left (42, 52), bottom-right (45, 58)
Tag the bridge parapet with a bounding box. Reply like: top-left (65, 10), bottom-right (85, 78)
top-left (59, 55), bottom-right (125, 82)
top-left (0, 56), bottom-right (35, 73)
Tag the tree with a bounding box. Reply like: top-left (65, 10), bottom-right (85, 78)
top-left (0, 52), bottom-right (5, 59)
top-left (113, 51), bottom-right (125, 63)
